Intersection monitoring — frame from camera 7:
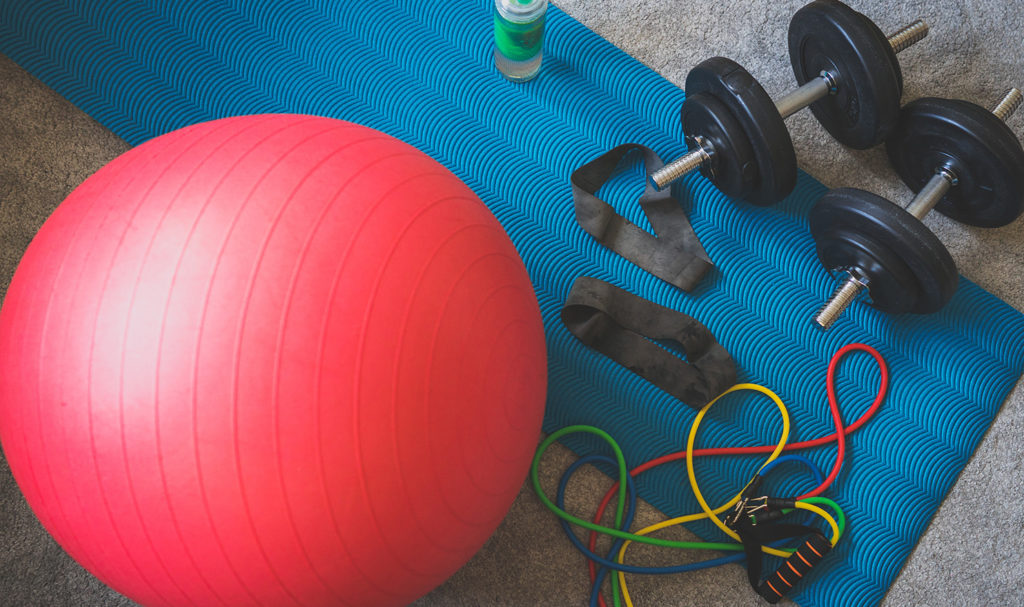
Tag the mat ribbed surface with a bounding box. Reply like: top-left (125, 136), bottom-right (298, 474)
top-left (2, 1), bottom-right (1022, 606)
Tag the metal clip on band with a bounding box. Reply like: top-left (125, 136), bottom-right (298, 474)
top-left (571, 144), bottom-right (714, 292)
top-left (560, 277), bottom-right (736, 409)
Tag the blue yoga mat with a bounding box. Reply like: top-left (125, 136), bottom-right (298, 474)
top-left (2, 1), bottom-right (1022, 605)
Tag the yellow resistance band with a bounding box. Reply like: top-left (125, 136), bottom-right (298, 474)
top-left (615, 383), bottom-right (840, 607)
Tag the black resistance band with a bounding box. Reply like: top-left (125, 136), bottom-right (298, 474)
top-left (571, 144), bottom-right (714, 292)
top-left (561, 277), bottom-right (735, 410)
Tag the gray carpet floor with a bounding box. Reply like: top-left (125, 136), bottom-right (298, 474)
top-left (2, 1), bottom-right (1023, 605)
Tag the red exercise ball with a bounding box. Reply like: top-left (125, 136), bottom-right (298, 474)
top-left (0, 115), bottom-right (547, 606)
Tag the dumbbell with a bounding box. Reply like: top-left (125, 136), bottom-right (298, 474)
top-left (651, 0), bottom-right (928, 205)
top-left (811, 88), bottom-right (1024, 330)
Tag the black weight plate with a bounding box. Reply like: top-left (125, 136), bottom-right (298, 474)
top-left (887, 97), bottom-right (1024, 227)
top-left (809, 188), bottom-right (959, 314)
top-left (788, 0), bottom-right (903, 149)
top-left (685, 57), bottom-right (797, 205)
top-left (680, 92), bottom-right (757, 200)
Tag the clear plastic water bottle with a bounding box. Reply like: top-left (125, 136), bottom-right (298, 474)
top-left (493, 0), bottom-right (547, 82)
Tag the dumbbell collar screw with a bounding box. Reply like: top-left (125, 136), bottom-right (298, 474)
top-left (938, 164), bottom-right (958, 187)
top-left (821, 70), bottom-right (839, 95)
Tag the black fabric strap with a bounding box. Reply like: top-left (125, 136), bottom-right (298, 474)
top-left (560, 277), bottom-right (736, 410)
top-left (571, 144), bottom-right (713, 292)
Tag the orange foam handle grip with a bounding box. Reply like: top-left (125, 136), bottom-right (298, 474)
top-left (758, 534), bottom-right (832, 603)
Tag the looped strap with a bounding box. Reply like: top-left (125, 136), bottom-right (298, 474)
top-left (571, 144), bottom-right (714, 291)
top-left (560, 277), bottom-right (735, 409)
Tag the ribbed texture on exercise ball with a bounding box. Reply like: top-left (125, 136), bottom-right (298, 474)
top-left (0, 115), bottom-right (547, 607)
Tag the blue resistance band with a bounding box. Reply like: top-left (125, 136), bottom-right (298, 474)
top-left (557, 452), bottom-right (827, 606)
top-left (556, 455), bottom-right (744, 607)
top-left (759, 454), bottom-right (825, 485)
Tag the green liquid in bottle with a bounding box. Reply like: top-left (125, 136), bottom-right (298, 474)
top-left (494, 0), bottom-right (546, 82)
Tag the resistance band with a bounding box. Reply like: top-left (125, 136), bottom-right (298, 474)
top-left (533, 343), bottom-right (887, 606)
top-left (534, 409), bottom-right (839, 607)
top-left (571, 145), bottom-right (713, 291)
top-left (561, 277), bottom-right (736, 409)
top-left (608, 383), bottom-right (841, 607)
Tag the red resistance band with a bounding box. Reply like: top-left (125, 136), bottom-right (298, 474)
top-left (584, 343), bottom-right (889, 607)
